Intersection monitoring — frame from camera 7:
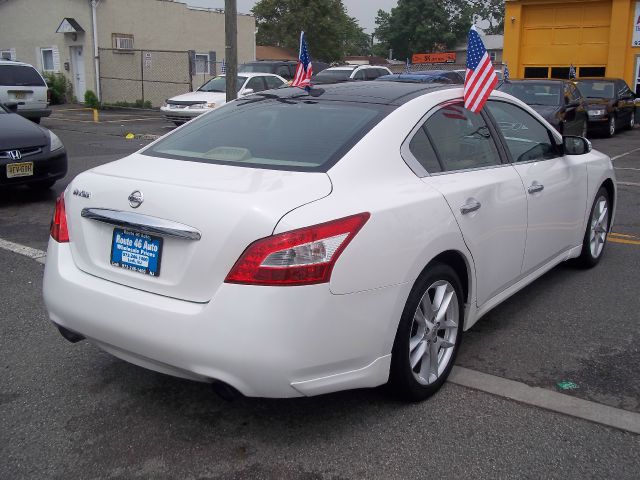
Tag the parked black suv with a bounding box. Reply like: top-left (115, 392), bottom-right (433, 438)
top-left (239, 60), bottom-right (329, 81)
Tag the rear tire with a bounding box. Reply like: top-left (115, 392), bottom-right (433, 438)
top-left (388, 263), bottom-right (464, 401)
top-left (575, 187), bottom-right (610, 268)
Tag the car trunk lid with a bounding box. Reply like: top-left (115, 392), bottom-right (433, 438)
top-left (64, 153), bottom-right (332, 302)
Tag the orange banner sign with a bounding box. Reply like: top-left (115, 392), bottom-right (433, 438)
top-left (412, 52), bottom-right (456, 64)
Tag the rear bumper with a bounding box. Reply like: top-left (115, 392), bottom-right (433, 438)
top-left (0, 149), bottom-right (67, 187)
top-left (17, 108), bottom-right (52, 119)
top-left (43, 240), bottom-right (406, 397)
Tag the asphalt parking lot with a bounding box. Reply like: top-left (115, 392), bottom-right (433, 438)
top-left (1, 111), bottom-right (639, 479)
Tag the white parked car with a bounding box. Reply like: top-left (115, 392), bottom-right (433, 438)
top-left (0, 59), bottom-right (51, 123)
top-left (160, 72), bottom-right (287, 125)
top-left (313, 65), bottom-right (392, 84)
top-left (43, 83), bottom-right (615, 400)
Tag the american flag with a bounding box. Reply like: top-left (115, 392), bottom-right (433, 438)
top-left (463, 27), bottom-right (498, 113)
top-left (569, 64), bottom-right (576, 79)
top-left (503, 63), bottom-right (510, 82)
top-left (291, 31), bottom-right (313, 89)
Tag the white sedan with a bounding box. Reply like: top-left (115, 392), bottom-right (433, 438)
top-left (43, 82), bottom-right (615, 400)
top-left (160, 72), bottom-right (287, 125)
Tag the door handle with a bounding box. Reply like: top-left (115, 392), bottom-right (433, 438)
top-left (528, 183), bottom-right (544, 194)
top-left (460, 200), bottom-right (481, 215)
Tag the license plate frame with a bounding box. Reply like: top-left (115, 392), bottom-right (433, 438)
top-left (110, 228), bottom-right (163, 277)
top-left (14, 92), bottom-right (26, 99)
top-left (6, 161), bottom-right (34, 178)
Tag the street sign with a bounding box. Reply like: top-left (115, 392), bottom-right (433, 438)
top-left (412, 52), bottom-right (456, 64)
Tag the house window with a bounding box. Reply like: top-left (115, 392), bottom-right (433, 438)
top-left (112, 34), bottom-right (134, 50)
top-left (41, 48), bottom-right (54, 71)
top-left (194, 54), bottom-right (208, 74)
top-left (1, 50), bottom-right (12, 60)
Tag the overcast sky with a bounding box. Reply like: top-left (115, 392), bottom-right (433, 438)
top-left (184, 0), bottom-right (399, 33)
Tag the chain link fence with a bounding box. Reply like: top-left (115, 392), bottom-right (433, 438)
top-left (99, 48), bottom-right (196, 108)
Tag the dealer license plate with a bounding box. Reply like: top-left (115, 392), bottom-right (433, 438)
top-left (14, 92), bottom-right (26, 99)
top-left (6, 162), bottom-right (33, 178)
top-left (110, 228), bottom-right (163, 277)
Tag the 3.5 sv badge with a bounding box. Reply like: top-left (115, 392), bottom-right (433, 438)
top-left (72, 188), bottom-right (91, 199)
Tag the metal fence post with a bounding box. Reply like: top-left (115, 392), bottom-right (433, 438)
top-left (140, 50), bottom-right (145, 104)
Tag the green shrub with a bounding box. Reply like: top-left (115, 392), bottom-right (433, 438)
top-left (43, 72), bottom-right (73, 104)
top-left (103, 99), bottom-right (153, 109)
top-left (84, 90), bottom-right (100, 109)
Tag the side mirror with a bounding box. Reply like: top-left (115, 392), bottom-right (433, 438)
top-left (4, 102), bottom-right (18, 113)
top-left (239, 88), bottom-right (254, 96)
top-left (563, 135), bottom-right (592, 155)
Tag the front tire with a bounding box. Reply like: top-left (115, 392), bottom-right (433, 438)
top-left (575, 187), bottom-right (610, 268)
top-left (388, 263), bottom-right (464, 401)
top-left (606, 115), bottom-right (616, 137)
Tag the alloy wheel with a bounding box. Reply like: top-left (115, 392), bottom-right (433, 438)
top-left (589, 195), bottom-right (609, 259)
top-left (608, 116), bottom-right (616, 136)
top-left (408, 280), bottom-right (459, 385)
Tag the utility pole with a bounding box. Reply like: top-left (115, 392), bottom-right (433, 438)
top-left (225, 0), bottom-right (238, 103)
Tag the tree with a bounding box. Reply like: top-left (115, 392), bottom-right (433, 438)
top-left (252, 0), bottom-right (371, 62)
top-left (373, 0), bottom-right (505, 60)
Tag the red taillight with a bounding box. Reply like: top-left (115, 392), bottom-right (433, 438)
top-left (225, 212), bottom-right (370, 286)
top-left (50, 193), bottom-right (69, 243)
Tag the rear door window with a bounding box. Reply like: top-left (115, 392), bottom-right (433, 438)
top-left (264, 75), bottom-right (285, 89)
top-left (420, 102), bottom-right (502, 172)
top-left (0, 65), bottom-right (46, 86)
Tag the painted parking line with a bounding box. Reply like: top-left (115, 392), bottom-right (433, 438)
top-left (609, 232), bottom-right (638, 239)
top-left (611, 146), bottom-right (640, 161)
top-left (449, 367), bottom-right (640, 435)
top-left (0, 238), bottom-right (46, 264)
top-left (609, 237), bottom-right (640, 246)
top-left (614, 167), bottom-right (640, 171)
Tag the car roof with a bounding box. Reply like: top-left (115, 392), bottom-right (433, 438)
top-left (574, 78), bottom-right (619, 82)
top-left (504, 79), bottom-right (567, 85)
top-left (377, 73), bottom-right (453, 84)
top-left (222, 72), bottom-right (284, 78)
top-left (252, 81), bottom-right (455, 106)
top-left (0, 59), bottom-right (34, 67)
top-left (324, 66), bottom-right (359, 71)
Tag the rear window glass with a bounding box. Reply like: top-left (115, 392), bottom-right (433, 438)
top-left (575, 81), bottom-right (615, 99)
top-left (144, 98), bottom-right (389, 172)
top-left (498, 83), bottom-right (561, 106)
top-left (0, 65), bottom-right (46, 87)
top-left (239, 64), bottom-right (275, 74)
top-left (314, 70), bottom-right (354, 83)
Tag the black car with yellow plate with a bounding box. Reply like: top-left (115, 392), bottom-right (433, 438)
top-left (0, 102), bottom-right (67, 190)
top-left (574, 78), bottom-right (636, 137)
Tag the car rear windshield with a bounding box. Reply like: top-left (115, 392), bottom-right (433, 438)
top-left (498, 83), bottom-right (561, 106)
top-left (198, 76), bottom-right (246, 93)
top-left (0, 65), bottom-right (46, 87)
top-left (575, 81), bottom-right (615, 99)
top-left (314, 70), bottom-right (354, 83)
top-left (238, 64), bottom-right (275, 74)
top-left (144, 97), bottom-right (389, 172)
